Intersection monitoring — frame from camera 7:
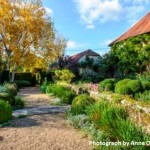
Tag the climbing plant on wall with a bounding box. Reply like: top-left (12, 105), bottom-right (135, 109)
top-left (111, 33), bottom-right (150, 76)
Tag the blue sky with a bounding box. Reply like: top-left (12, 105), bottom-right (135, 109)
top-left (42, 0), bottom-right (150, 56)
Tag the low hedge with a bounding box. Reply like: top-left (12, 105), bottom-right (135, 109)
top-left (12, 80), bottom-right (31, 88)
top-left (14, 73), bottom-right (36, 86)
top-left (127, 80), bottom-right (141, 94)
top-left (98, 78), bottom-right (116, 92)
top-left (115, 79), bottom-right (132, 95)
top-left (46, 84), bottom-right (76, 104)
top-left (0, 100), bottom-right (12, 124)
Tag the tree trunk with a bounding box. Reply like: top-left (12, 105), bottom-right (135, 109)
top-left (11, 63), bottom-right (17, 82)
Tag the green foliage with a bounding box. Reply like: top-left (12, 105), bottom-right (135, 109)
top-left (46, 84), bottom-right (76, 104)
top-left (112, 34), bottom-right (150, 76)
top-left (98, 78), bottom-right (116, 92)
top-left (115, 79), bottom-right (132, 95)
top-left (71, 94), bottom-right (95, 115)
top-left (86, 100), bottom-right (149, 146)
top-left (54, 69), bottom-right (75, 83)
top-left (13, 80), bottom-right (31, 87)
top-left (0, 100), bottom-right (12, 124)
top-left (13, 96), bottom-right (25, 109)
top-left (141, 80), bottom-right (150, 91)
top-left (135, 90), bottom-right (150, 102)
top-left (127, 80), bottom-right (141, 93)
top-left (86, 100), bottom-right (128, 129)
top-left (0, 92), bottom-right (15, 105)
top-left (40, 79), bottom-right (49, 93)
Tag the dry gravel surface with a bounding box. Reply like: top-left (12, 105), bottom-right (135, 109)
top-left (0, 87), bottom-right (92, 150)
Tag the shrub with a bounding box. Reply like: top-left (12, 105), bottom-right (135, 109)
top-left (116, 85), bottom-right (132, 95)
top-left (141, 80), bottom-right (150, 91)
top-left (0, 100), bottom-right (12, 124)
top-left (60, 90), bottom-right (76, 104)
top-left (13, 80), bottom-right (31, 87)
top-left (46, 84), bottom-right (76, 104)
top-left (40, 79), bottom-right (49, 93)
top-left (14, 96), bottom-right (25, 109)
top-left (0, 92), bottom-right (15, 105)
top-left (55, 69), bottom-right (75, 83)
top-left (98, 78), bottom-right (116, 92)
top-left (3, 83), bottom-right (18, 96)
top-left (71, 94), bottom-right (95, 115)
top-left (135, 90), bottom-right (150, 102)
top-left (46, 84), bottom-right (65, 96)
top-left (86, 100), bottom-right (128, 129)
top-left (127, 80), bottom-right (141, 93)
top-left (115, 79), bottom-right (132, 95)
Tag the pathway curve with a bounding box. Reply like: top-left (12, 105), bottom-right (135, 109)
top-left (0, 87), bottom-right (92, 150)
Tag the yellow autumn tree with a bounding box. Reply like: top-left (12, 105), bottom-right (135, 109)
top-left (0, 0), bottom-right (66, 81)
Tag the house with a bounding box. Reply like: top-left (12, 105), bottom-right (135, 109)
top-left (109, 12), bottom-right (150, 46)
top-left (68, 49), bottom-right (100, 64)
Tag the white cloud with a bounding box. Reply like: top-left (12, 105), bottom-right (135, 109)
top-left (67, 40), bottom-right (78, 49)
top-left (74, 0), bottom-right (122, 27)
top-left (74, 0), bottom-right (149, 28)
top-left (67, 40), bottom-right (89, 49)
top-left (45, 7), bottom-right (53, 16)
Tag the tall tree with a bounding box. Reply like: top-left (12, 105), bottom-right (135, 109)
top-left (0, 0), bottom-right (66, 81)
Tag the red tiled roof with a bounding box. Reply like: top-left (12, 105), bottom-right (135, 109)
top-left (69, 49), bottom-right (100, 63)
top-left (109, 12), bottom-right (150, 46)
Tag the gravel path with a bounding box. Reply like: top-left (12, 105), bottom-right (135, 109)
top-left (0, 87), bottom-right (92, 150)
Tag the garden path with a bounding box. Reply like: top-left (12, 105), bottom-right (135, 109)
top-left (0, 87), bottom-right (92, 150)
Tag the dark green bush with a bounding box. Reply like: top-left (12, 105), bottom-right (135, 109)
top-left (71, 94), bottom-right (95, 115)
top-left (13, 80), bottom-right (31, 87)
top-left (127, 80), bottom-right (141, 93)
top-left (115, 79), bottom-right (132, 95)
top-left (0, 100), bottom-right (12, 124)
top-left (0, 92), bottom-right (15, 105)
top-left (13, 96), bottom-right (25, 109)
top-left (14, 73), bottom-right (36, 86)
top-left (98, 78), bottom-right (116, 92)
